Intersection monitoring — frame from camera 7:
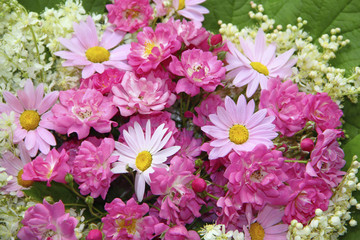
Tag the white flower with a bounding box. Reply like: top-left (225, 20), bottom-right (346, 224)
top-left (112, 120), bottom-right (180, 201)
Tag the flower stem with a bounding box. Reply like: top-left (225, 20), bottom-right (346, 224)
top-left (284, 159), bottom-right (308, 164)
top-left (205, 192), bottom-right (219, 200)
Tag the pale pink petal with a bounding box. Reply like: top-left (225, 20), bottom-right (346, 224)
top-left (135, 173), bottom-right (146, 201)
top-left (100, 29), bottom-right (125, 49)
top-left (24, 130), bottom-right (37, 150)
top-left (2, 91), bottom-right (24, 113)
top-left (82, 64), bottom-right (96, 79)
top-left (37, 91), bottom-right (59, 115)
top-left (73, 16), bottom-right (99, 48)
top-left (37, 127), bottom-right (56, 146)
top-left (34, 84), bottom-right (44, 108)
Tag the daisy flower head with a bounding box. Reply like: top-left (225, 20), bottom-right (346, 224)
top-left (173, 0), bottom-right (210, 22)
top-left (201, 95), bottom-right (277, 160)
top-left (112, 120), bottom-right (180, 202)
top-left (0, 142), bottom-right (31, 197)
top-left (226, 28), bottom-right (297, 97)
top-left (243, 204), bottom-right (288, 240)
top-left (55, 16), bottom-right (131, 79)
top-left (0, 79), bottom-right (58, 157)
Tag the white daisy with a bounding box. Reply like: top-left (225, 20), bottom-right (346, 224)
top-left (111, 120), bottom-right (180, 202)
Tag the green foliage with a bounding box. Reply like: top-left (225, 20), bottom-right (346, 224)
top-left (82, 0), bottom-right (108, 14)
top-left (17, 0), bottom-right (65, 13)
top-left (18, 0), bottom-right (108, 14)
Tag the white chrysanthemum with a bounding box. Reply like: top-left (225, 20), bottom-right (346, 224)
top-left (112, 120), bottom-right (180, 202)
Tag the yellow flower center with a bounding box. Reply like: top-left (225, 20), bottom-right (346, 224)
top-left (17, 169), bottom-right (34, 188)
top-left (117, 219), bottom-right (137, 234)
top-left (249, 222), bottom-right (265, 240)
top-left (229, 124), bottom-right (249, 144)
top-left (85, 46), bottom-right (110, 63)
top-left (19, 110), bottom-right (40, 131)
top-left (144, 41), bottom-right (156, 56)
top-left (135, 151), bottom-right (152, 172)
top-left (178, 0), bottom-right (185, 10)
top-left (250, 62), bottom-right (269, 76)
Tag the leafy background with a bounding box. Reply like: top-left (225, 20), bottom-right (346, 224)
top-left (16, 0), bottom-right (360, 238)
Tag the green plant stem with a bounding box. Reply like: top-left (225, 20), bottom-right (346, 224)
top-left (284, 159), bottom-right (308, 164)
top-left (205, 192), bottom-right (219, 200)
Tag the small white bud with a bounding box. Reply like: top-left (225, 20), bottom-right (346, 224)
top-left (349, 219), bottom-right (357, 227)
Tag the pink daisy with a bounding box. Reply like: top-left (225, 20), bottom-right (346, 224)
top-left (111, 120), bottom-right (180, 202)
top-left (226, 28), bottom-right (297, 97)
top-left (173, 0), bottom-right (209, 22)
top-left (55, 16), bottom-right (131, 79)
top-left (243, 204), bottom-right (288, 240)
top-left (0, 142), bottom-right (31, 197)
top-left (0, 79), bottom-right (58, 157)
top-left (201, 95), bottom-right (277, 159)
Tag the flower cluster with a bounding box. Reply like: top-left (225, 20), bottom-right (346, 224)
top-left (0, 0), bottom-right (359, 240)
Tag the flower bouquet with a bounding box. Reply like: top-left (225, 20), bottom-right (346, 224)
top-left (1, 0), bottom-right (360, 239)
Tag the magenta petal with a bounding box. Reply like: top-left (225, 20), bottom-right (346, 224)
top-left (3, 91), bottom-right (24, 113)
top-left (37, 91), bottom-right (59, 115)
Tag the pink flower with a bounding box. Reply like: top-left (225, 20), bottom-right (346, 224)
top-left (224, 145), bottom-right (291, 209)
top-left (112, 71), bottom-right (176, 116)
top-left (304, 92), bottom-right (342, 133)
top-left (164, 225), bottom-right (201, 240)
top-left (216, 196), bottom-right (247, 230)
top-left (161, 18), bottom-right (210, 47)
top-left (150, 158), bottom-right (204, 225)
top-left (174, 129), bottom-right (202, 160)
top-left (106, 0), bottom-right (153, 33)
top-left (0, 79), bottom-right (58, 157)
top-left (71, 138), bottom-right (117, 199)
top-left (226, 29), bottom-right (297, 97)
top-left (102, 198), bottom-right (164, 240)
top-left (17, 200), bottom-right (78, 240)
top-left (243, 204), bottom-right (288, 240)
top-left (193, 94), bottom-right (224, 127)
top-left (55, 16), bottom-right (131, 79)
top-left (306, 129), bottom-right (345, 188)
top-left (49, 89), bottom-right (118, 139)
top-left (86, 229), bottom-right (103, 240)
top-left (169, 49), bottom-right (225, 96)
top-left (128, 26), bottom-right (181, 74)
top-left (173, 0), bottom-right (209, 22)
top-left (201, 95), bottom-right (277, 159)
top-left (0, 142), bottom-right (31, 197)
top-left (259, 77), bottom-right (307, 136)
top-left (283, 177), bottom-right (332, 224)
top-left (22, 149), bottom-right (70, 186)
top-left (79, 68), bottom-right (126, 94)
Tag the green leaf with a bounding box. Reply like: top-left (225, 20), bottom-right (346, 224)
top-left (82, 0), bottom-right (109, 14)
top-left (17, 0), bottom-right (65, 13)
top-left (23, 181), bottom-right (80, 204)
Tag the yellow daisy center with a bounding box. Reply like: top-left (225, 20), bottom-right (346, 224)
top-left (178, 0), bottom-right (185, 10)
top-left (135, 151), bottom-right (152, 172)
top-left (17, 169), bottom-right (34, 188)
top-left (250, 62), bottom-right (269, 76)
top-left (249, 222), bottom-right (265, 240)
top-left (229, 124), bottom-right (249, 144)
top-left (19, 110), bottom-right (40, 131)
top-left (117, 219), bottom-right (137, 234)
top-left (144, 41), bottom-right (156, 56)
top-left (85, 46), bottom-right (110, 63)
